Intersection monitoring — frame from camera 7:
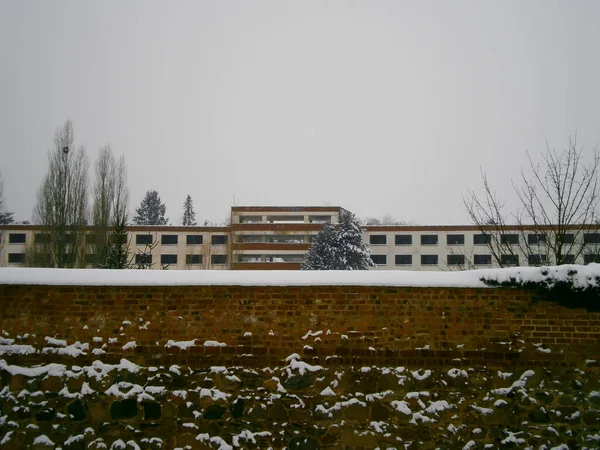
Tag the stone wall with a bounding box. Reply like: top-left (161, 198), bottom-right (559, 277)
top-left (1, 284), bottom-right (600, 448)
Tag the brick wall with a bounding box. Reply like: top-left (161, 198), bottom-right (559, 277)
top-left (0, 284), bottom-right (599, 367)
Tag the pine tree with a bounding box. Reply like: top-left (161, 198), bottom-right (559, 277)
top-left (133, 190), bottom-right (168, 225)
top-left (302, 210), bottom-right (374, 270)
top-left (302, 222), bottom-right (338, 270)
top-left (100, 216), bottom-right (130, 269)
top-left (182, 195), bottom-right (197, 226)
top-left (336, 209), bottom-right (374, 270)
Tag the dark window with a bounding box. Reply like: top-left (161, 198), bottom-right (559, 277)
top-left (161, 254), bottom-right (177, 265)
top-left (161, 235), bottom-right (178, 245)
top-left (211, 235), bottom-right (228, 245)
top-left (85, 254), bottom-right (96, 265)
top-left (560, 254), bottom-right (575, 264)
top-left (135, 254), bottom-right (152, 265)
top-left (395, 254), bottom-right (412, 265)
top-left (528, 254), bottom-right (547, 265)
top-left (186, 254), bottom-right (202, 265)
top-left (421, 254), bottom-right (438, 265)
top-left (8, 233), bottom-right (26, 244)
top-left (369, 235), bottom-right (387, 245)
top-left (500, 254), bottom-right (519, 266)
top-left (584, 233), bottom-right (600, 244)
top-left (211, 254), bottom-right (227, 265)
top-left (528, 234), bottom-right (546, 245)
top-left (421, 235), bottom-right (438, 245)
top-left (371, 255), bottom-right (387, 265)
top-left (85, 234), bottom-right (96, 245)
top-left (186, 235), bottom-right (203, 245)
top-left (474, 254), bottom-right (492, 265)
top-left (395, 235), bottom-right (412, 245)
top-left (501, 234), bottom-right (519, 245)
top-left (34, 234), bottom-right (51, 244)
top-left (64, 234), bottom-right (74, 244)
top-left (447, 254), bottom-right (465, 265)
top-left (473, 234), bottom-right (491, 245)
top-left (8, 253), bottom-right (25, 264)
top-left (447, 234), bottom-right (464, 245)
top-left (136, 235), bottom-right (153, 245)
top-left (584, 254), bottom-right (600, 265)
top-left (562, 234), bottom-right (575, 244)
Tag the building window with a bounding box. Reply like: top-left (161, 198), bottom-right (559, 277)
top-left (240, 255), bottom-right (262, 263)
top-left (8, 233), bottom-right (26, 244)
top-left (186, 235), bottom-right (203, 245)
top-left (136, 235), bottom-right (152, 245)
top-left (474, 254), bottom-right (492, 265)
top-left (34, 233), bottom-right (51, 244)
top-left (212, 235), bottom-right (228, 245)
top-left (85, 254), bottom-right (96, 265)
top-left (371, 255), bottom-right (387, 265)
top-left (500, 254), bottom-right (519, 266)
top-left (395, 235), bottom-right (412, 245)
top-left (421, 235), bottom-right (438, 245)
top-left (369, 235), bottom-right (387, 245)
top-left (528, 234), bottom-right (546, 245)
top-left (64, 234), bottom-right (74, 244)
top-left (186, 254), bottom-right (202, 265)
top-left (584, 254), bottom-right (600, 265)
top-left (446, 234), bottom-right (464, 245)
top-left (161, 254), bottom-right (178, 265)
top-left (501, 234), bottom-right (519, 245)
top-left (560, 254), bottom-right (575, 264)
top-left (421, 254), bottom-right (438, 265)
top-left (395, 255), bottom-right (412, 265)
top-left (239, 235), bottom-right (264, 243)
top-left (473, 234), bottom-right (490, 245)
top-left (161, 235), bottom-right (178, 245)
top-left (447, 254), bottom-right (465, 265)
top-left (135, 254), bottom-right (152, 265)
top-left (584, 233), bottom-right (600, 244)
top-left (8, 253), bottom-right (25, 264)
top-left (85, 234), bottom-right (96, 245)
top-left (211, 255), bottom-right (227, 265)
top-left (562, 234), bottom-right (575, 244)
top-left (528, 254), bottom-right (547, 265)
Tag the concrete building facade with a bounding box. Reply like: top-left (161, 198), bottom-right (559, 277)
top-left (1, 205), bottom-right (599, 270)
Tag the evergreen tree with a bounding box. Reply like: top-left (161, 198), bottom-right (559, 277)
top-left (336, 209), bottom-right (374, 270)
top-left (302, 210), bottom-right (374, 270)
top-left (302, 222), bottom-right (338, 270)
top-left (182, 195), bottom-right (197, 226)
top-left (133, 190), bottom-right (168, 225)
top-left (100, 216), bottom-right (130, 269)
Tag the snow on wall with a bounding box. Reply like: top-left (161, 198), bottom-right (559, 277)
top-left (0, 264), bottom-right (598, 287)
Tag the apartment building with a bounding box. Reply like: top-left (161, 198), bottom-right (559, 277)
top-left (1, 205), bottom-right (600, 270)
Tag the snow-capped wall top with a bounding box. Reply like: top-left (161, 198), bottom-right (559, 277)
top-left (0, 264), bottom-right (598, 288)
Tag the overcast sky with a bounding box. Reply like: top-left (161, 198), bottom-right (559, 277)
top-left (1, 0), bottom-right (599, 225)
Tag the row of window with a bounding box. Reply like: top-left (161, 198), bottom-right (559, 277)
top-left (369, 232), bottom-right (600, 246)
top-left (137, 234), bottom-right (227, 245)
top-left (5, 253), bottom-right (228, 266)
top-left (9, 232), bottom-right (600, 246)
top-left (5, 233), bottom-right (229, 246)
top-left (135, 254), bottom-right (227, 265)
top-left (370, 253), bottom-right (594, 266)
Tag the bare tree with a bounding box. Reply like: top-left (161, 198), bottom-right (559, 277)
top-left (464, 134), bottom-right (600, 267)
top-left (32, 121), bottom-right (89, 268)
top-left (0, 170), bottom-right (14, 225)
top-left (93, 148), bottom-right (130, 268)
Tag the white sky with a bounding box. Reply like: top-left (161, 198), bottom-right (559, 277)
top-left (1, 0), bottom-right (599, 225)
